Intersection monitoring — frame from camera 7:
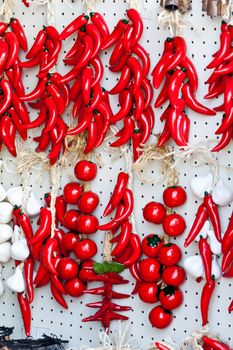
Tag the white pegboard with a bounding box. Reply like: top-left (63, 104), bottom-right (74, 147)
top-left (0, 0), bottom-right (232, 349)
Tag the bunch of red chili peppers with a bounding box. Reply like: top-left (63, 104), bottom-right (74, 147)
top-left (152, 36), bottom-right (215, 147)
top-left (185, 192), bottom-right (222, 325)
top-left (98, 171), bottom-right (141, 267)
top-left (19, 25), bottom-right (69, 165)
top-left (57, 13), bottom-right (113, 153)
top-left (105, 9), bottom-right (154, 160)
top-left (205, 21), bottom-right (233, 151)
top-left (0, 18), bottom-right (30, 156)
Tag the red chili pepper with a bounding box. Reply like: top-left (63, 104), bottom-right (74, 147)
top-left (139, 111), bottom-right (151, 145)
top-left (212, 127), bottom-right (233, 152)
top-left (168, 36), bottom-right (187, 71)
top-left (50, 282), bottom-right (68, 309)
top-left (0, 39), bottom-right (8, 74)
top-left (26, 29), bottom-right (46, 59)
top-left (24, 257), bottom-right (34, 304)
top-left (111, 90), bottom-right (132, 123)
top-left (34, 262), bottom-right (49, 285)
top-left (9, 107), bottom-right (27, 140)
top-left (91, 56), bottom-right (104, 87)
top-left (182, 82), bottom-right (216, 116)
top-left (55, 195), bottom-right (67, 225)
top-left (202, 336), bottom-right (230, 350)
top-left (127, 8), bottom-right (143, 46)
top-left (47, 83), bottom-right (65, 115)
top-left (75, 35), bottom-right (93, 70)
top-left (141, 77), bottom-right (153, 108)
top-left (43, 97), bottom-right (58, 133)
top-left (82, 66), bottom-right (93, 105)
top-left (20, 77), bottom-right (47, 101)
top-left (18, 210), bottom-right (33, 241)
top-left (222, 245), bottom-right (233, 273)
top-left (155, 343), bottom-right (171, 350)
top-left (104, 172), bottom-right (129, 217)
top-left (88, 83), bottom-right (102, 111)
top-left (222, 213), bottom-right (233, 254)
top-left (134, 88), bottom-right (145, 120)
top-left (110, 37), bottom-right (125, 66)
top-left (111, 221), bottom-right (132, 257)
top-left (45, 26), bottom-right (61, 60)
top-left (68, 109), bottom-right (92, 136)
top-left (17, 293), bottom-right (31, 336)
top-left (30, 208), bottom-right (52, 245)
top-left (129, 262), bottom-right (142, 284)
top-left (199, 237), bottom-right (213, 282)
top-left (207, 30), bottom-right (231, 69)
top-left (110, 66), bottom-right (131, 95)
top-left (60, 15), bottom-right (89, 40)
top-left (35, 129), bottom-right (50, 153)
top-left (168, 108), bottom-right (187, 146)
top-left (152, 52), bottom-right (174, 90)
top-left (85, 23), bottom-right (102, 58)
top-left (70, 76), bottom-right (82, 101)
top-left (0, 22), bottom-right (7, 35)
top-left (12, 94), bottom-right (30, 124)
top-left (19, 55), bottom-right (41, 68)
top-left (10, 18), bottom-right (28, 52)
top-left (0, 79), bottom-right (12, 115)
top-left (72, 93), bottom-right (84, 118)
top-left (84, 120), bottom-right (98, 154)
top-left (127, 56), bottom-right (143, 94)
top-left (25, 105), bottom-right (47, 129)
top-left (123, 234), bottom-right (141, 267)
top-left (204, 192), bottom-right (222, 242)
top-left (229, 300), bottom-right (233, 313)
top-left (4, 31), bottom-right (20, 70)
top-left (181, 56), bottom-right (198, 92)
top-left (90, 12), bottom-right (109, 42)
top-left (42, 238), bottom-right (59, 276)
top-left (110, 117), bottom-right (134, 147)
top-left (185, 203), bottom-right (208, 247)
top-left (168, 68), bottom-right (186, 110)
top-left (101, 19), bottom-right (128, 50)
top-left (201, 279), bottom-right (215, 326)
top-left (0, 115), bottom-right (16, 157)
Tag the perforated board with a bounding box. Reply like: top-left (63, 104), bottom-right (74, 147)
top-left (0, 0), bottom-right (232, 349)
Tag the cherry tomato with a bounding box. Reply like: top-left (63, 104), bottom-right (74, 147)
top-left (57, 258), bottom-right (78, 280)
top-left (63, 182), bottom-right (83, 204)
top-left (74, 160), bottom-right (97, 181)
top-left (63, 232), bottom-right (79, 251)
top-left (139, 258), bottom-right (161, 282)
top-left (63, 210), bottom-right (80, 230)
top-left (64, 277), bottom-right (85, 297)
top-left (142, 234), bottom-right (163, 258)
top-left (159, 287), bottom-right (183, 310)
top-left (78, 191), bottom-right (99, 214)
top-left (79, 260), bottom-right (96, 281)
top-left (76, 215), bottom-right (98, 234)
top-left (138, 282), bottom-right (158, 303)
top-left (143, 202), bottom-right (166, 224)
top-left (163, 186), bottom-right (187, 208)
top-left (74, 239), bottom-right (97, 260)
top-left (162, 265), bottom-right (186, 287)
top-left (158, 244), bottom-right (182, 266)
top-left (162, 214), bottom-right (186, 237)
top-left (149, 306), bottom-right (173, 329)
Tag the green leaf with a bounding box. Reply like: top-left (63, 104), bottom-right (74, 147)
top-left (93, 261), bottom-right (124, 275)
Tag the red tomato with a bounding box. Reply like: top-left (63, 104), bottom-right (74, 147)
top-left (79, 260), bottom-right (96, 281)
top-left (74, 239), bottom-right (97, 260)
top-left (162, 214), bottom-right (186, 237)
top-left (64, 277), bottom-right (85, 297)
top-left (158, 244), bottom-right (182, 266)
top-left (149, 306), bottom-right (173, 329)
top-left (162, 266), bottom-right (186, 287)
top-left (63, 182), bottom-right (83, 204)
top-left (63, 232), bottom-right (79, 251)
top-left (139, 258), bottom-right (161, 282)
top-left (159, 287), bottom-right (183, 310)
top-left (142, 234), bottom-right (163, 258)
top-left (74, 160), bottom-right (97, 181)
top-left (78, 191), bottom-right (99, 214)
top-left (77, 215), bottom-right (98, 234)
top-left (163, 186), bottom-right (187, 208)
top-left (143, 202), bottom-right (166, 224)
top-left (63, 210), bottom-right (80, 230)
top-left (138, 282), bottom-right (158, 303)
top-left (57, 258), bottom-right (78, 280)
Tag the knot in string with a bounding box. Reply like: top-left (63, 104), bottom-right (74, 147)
top-left (82, 0), bottom-right (96, 13)
top-left (158, 9), bottom-right (186, 36)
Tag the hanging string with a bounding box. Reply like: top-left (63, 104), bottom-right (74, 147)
top-left (126, 0), bottom-right (147, 13)
top-left (158, 9), bottom-right (186, 36)
top-left (0, 0), bottom-right (14, 22)
top-left (82, 0), bottom-right (96, 13)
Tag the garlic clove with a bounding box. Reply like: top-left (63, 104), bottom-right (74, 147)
top-left (190, 174), bottom-right (213, 199)
top-left (25, 192), bottom-right (42, 217)
top-left (211, 256), bottom-right (221, 280)
top-left (0, 224), bottom-right (13, 243)
top-left (184, 255), bottom-right (204, 278)
top-left (0, 242), bottom-right (11, 263)
top-left (207, 230), bottom-right (222, 255)
top-left (11, 239), bottom-right (29, 261)
top-left (0, 202), bottom-right (13, 224)
top-left (0, 185), bottom-right (6, 203)
top-left (212, 178), bottom-right (233, 207)
top-left (6, 266), bottom-right (25, 293)
top-left (6, 187), bottom-right (23, 207)
top-left (194, 220), bottom-right (210, 242)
